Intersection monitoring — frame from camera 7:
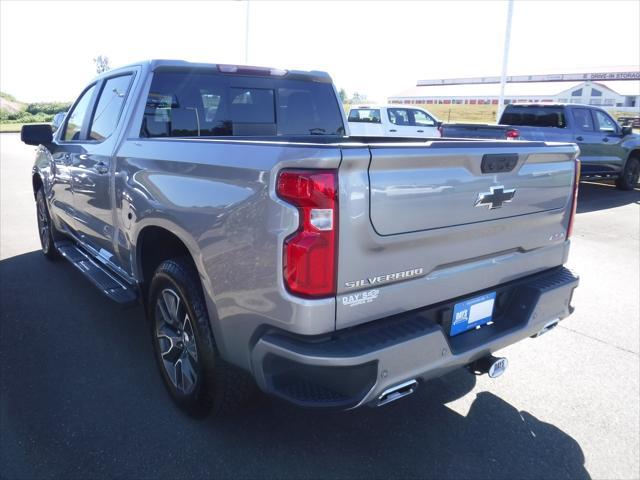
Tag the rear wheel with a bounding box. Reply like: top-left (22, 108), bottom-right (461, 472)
top-left (148, 258), bottom-right (254, 417)
top-left (616, 156), bottom-right (640, 191)
top-left (35, 187), bottom-right (59, 260)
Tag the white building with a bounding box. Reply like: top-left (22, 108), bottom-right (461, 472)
top-left (389, 80), bottom-right (640, 109)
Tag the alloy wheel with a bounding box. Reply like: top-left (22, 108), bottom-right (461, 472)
top-left (155, 288), bottom-right (199, 395)
top-left (627, 159), bottom-right (640, 186)
top-left (36, 193), bottom-right (51, 253)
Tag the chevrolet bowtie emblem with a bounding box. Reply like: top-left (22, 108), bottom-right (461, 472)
top-left (475, 186), bottom-right (516, 209)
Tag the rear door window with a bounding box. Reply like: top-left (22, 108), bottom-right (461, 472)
top-left (141, 70), bottom-right (344, 137)
top-left (572, 108), bottom-right (595, 131)
top-left (388, 108), bottom-right (411, 125)
top-left (501, 106), bottom-right (566, 128)
top-left (348, 109), bottom-right (381, 123)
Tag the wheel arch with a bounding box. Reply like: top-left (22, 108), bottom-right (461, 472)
top-left (135, 225), bottom-right (198, 295)
top-left (134, 223), bottom-right (230, 360)
top-left (32, 172), bottom-right (43, 199)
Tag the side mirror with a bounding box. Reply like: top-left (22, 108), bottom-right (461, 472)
top-left (21, 124), bottom-right (53, 146)
top-left (435, 120), bottom-right (443, 128)
top-left (52, 112), bottom-right (67, 132)
top-left (621, 125), bottom-right (633, 136)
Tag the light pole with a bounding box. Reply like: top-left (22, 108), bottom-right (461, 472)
top-left (244, 0), bottom-right (250, 64)
top-left (497, 0), bottom-right (514, 122)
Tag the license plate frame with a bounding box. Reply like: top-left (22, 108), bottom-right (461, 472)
top-left (450, 291), bottom-right (496, 337)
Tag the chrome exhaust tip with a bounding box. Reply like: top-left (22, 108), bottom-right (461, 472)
top-left (377, 379), bottom-right (418, 406)
top-left (532, 318), bottom-right (560, 338)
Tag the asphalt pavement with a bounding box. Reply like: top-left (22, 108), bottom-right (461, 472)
top-left (1, 133), bottom-right (638, 479)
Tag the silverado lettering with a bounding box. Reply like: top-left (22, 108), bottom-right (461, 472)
top-left (344, 268), bottom-right (425, 289)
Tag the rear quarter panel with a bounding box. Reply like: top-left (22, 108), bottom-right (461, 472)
top-left (113, 138), bottom-right (341, 369)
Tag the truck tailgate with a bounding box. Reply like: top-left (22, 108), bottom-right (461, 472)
top-left (336, 140), bottom-right (578, 330)
top-left (369, 144), bottom-right (572, 235)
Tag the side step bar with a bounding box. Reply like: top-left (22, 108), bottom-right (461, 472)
top-left (56, 241), bottom-right (138, 306)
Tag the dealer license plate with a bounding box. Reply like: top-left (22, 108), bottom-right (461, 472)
top-left (450, 292), bottom-right (496, 336)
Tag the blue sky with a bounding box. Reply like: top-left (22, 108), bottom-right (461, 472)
top-left (1, 0), bottom-right (638, 102)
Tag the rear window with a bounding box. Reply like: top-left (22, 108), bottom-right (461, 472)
top-left (501, 106), bottom-right (567, 128)
top-left (141, 71), bottom-right (344, 137)
top-left (348, 108), bottom-right (381, 123)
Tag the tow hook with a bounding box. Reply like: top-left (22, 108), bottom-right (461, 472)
top-left (469, 354), bottom-right (508, 378)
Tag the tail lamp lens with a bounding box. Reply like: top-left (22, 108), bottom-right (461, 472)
top-left (277, 169), bottom-right (338, 298)
top-left (506, 128), bottom-right (520, 140)
top-left (566, 158), bottom-right (581, 239)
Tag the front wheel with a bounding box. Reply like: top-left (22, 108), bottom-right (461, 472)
top-left (616, 157), bottom-right (640, 191)
top-left (35, 187), bottom-right (59, 260)
top-left (148, 258), bottom-right (255, 417)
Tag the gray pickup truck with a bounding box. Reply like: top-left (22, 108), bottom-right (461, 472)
top-left (22, 60), bottom-right (579, 417)
top-left (442, 103), bottom-right (640, 190)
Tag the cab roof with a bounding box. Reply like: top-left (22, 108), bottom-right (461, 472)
top-left (94, 59), bottom-right (333, 84)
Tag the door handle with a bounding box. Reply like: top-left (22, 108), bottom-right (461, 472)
top-left (95, 162), bottom-right (109, 174)
top-left (389, 129), bottom-right (397, 132)
top-left (576, 136), bottom-right (583, 141)
top-left (603, 137), bottom-right (609, 142)
top-left (417, 130), bottom-right (424, 133)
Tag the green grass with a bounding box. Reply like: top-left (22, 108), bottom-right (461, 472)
top-left (415, 104), bottom-right (498, 123)
top-left (0, 123), bottom-right (23, 132)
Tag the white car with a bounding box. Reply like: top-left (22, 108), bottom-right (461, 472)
top-left (347, 105), bottom-right (441, 138)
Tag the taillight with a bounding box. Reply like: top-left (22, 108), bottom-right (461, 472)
top-left (506, 128), bottom-right (520, 140)
top-left (566, 158), bottom-right (581, 239)
top-left (277, 169), bottom-right (338, 298)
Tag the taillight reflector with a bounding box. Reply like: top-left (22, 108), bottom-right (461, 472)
top-left (277, 169), bottom-right (338, 298)
top-left (506, 128), bottom-right (520, 140)
top-left (566, 158), bottom-right (581, 239)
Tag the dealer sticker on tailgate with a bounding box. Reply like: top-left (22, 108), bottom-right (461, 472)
top-left (450, 291), bottom-right (496, 337)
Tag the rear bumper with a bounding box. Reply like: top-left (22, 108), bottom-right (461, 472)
top-left (250, 266), bottom-right (579, 409)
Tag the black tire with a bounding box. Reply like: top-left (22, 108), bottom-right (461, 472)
top-left (615, 156), bottom-right (640, 191)
top-left (148, 258), bottom-right (255, 417)
top-left (35, 187), bottom-right (60, 260)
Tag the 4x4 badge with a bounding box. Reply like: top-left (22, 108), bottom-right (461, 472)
top-left (475, 186), bottom-right (516, 209)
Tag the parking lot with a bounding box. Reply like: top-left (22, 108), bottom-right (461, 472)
top-left (0, 132), bottom-right (638, 479)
